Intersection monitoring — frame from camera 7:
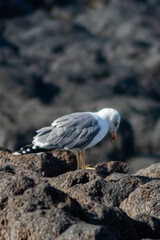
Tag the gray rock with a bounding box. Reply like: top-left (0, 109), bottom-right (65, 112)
top-left (134, 163), bottom-right (160, 178)
top-left (57, 222), bottom-right (117, 240)
top-left (120, 180), bottom-right (160, 219)
top-left (102, 173), bottom-right (149, 207)
top-left (84, 205), bottom-right (140, 240)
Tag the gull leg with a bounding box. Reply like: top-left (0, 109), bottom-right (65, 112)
top-left (81, 150), bottom-right (95, 170)
top-left (85, 165), bottom-right (95, 169)
top-left (77, 150), bottom-right (81, 169)
top-left (81, 151), bottom-right (85, 169)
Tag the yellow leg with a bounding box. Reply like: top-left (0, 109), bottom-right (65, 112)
top-left (84, 166), bottom-right (95, 170)
top-left (77, 150), bottom-right (81, 169)
top-left (81, 151), bottom-right (95, 169)
top-left (81, 151), bottom-right (85, 169)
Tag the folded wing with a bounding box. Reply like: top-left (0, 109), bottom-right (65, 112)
top-left (32, 112), bottom-right (100, 150)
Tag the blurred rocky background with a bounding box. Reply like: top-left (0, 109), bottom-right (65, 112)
top-left (0, 0), bottom-right (160, 172)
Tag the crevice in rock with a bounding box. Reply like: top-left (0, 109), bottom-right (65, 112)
top-left (70, 173), bottom-right (90, 187)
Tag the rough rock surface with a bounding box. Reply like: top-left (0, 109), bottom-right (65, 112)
top-left (134, 163), bottom-right (160, 178)
top-left (57, 222), bottom-right (116, 240)
top-left (0, 147), bottom-right (160, 239)
top-left (95, 161), bottom-right (129, 176)
top-left (120, 180), bottom-right (160, 219)
top-left (49, 170), bottom-right (149, 208)
top-left (0, 148), bottom-right (77, 177)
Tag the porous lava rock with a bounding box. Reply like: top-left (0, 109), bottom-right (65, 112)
top-left (0, 147), bottom-right (77, 177)
top-left (0, 147), bottom-right (160, 239)
top-left (120, 180), bottom-right (160, 220)
top-left (134, 163), bottom-right (160, 178)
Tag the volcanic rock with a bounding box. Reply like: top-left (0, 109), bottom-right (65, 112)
top-left (0, 147), bottom-right (77, 177)
top-left (95, 161), bottom-right (129, 176)
top-left (0, 175), bottom-right (82, 239)
top-left (57, 222), bottom-right (117, 240)
top-left (0, 146), bottom-right (160, 239)
top-left (134, 163), bottom-right (160, 178)
top-left (120, 180), bottom-right (160, 219)
top-left (0, 171), bottom-right (139, 240)
top-left (50, 168), bottom-right (149, 208)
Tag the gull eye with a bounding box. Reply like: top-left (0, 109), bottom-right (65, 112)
top-left (114, 122), bottom-right (118, 127)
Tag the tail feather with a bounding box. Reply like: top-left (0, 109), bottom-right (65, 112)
top-left (13, 144), bottom-right (46, 155)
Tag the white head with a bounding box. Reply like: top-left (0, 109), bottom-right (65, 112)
top-left (97, 108), bottom-right (121, 142)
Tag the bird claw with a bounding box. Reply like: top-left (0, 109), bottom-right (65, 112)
top-left (79, 165), bottom-right (95, 170)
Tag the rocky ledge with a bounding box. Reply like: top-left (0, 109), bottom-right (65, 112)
top-left (0, 147), bottom-right (160, 240)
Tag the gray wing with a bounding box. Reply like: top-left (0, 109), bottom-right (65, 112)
top-left (32, 112), bottom-right (100, 150)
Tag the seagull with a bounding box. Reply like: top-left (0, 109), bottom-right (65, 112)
top-left (13, 108), bottom-right (120, 169)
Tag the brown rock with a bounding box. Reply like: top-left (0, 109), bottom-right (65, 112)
top-left (0, 147), bottom-right (77, 177)
top-left (50, 169), bottom-right (149, 208)
top-left (0, 146), bottom-right (160, 239)
top-left (0, 147), bottom-right (12, 167)
top-left (0, 173), bottom-right (83, 240)
top-left (49, 169), bottom-right (102, 207)
top-left (95, 161), bottom-right (129, 176)
top-left (49, 168), bottom-right (99, 191)
top-left (1, 171), bottom-right (137, 240)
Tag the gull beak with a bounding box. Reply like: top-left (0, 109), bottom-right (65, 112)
top-left (112, 131), bottom-right (117, 142)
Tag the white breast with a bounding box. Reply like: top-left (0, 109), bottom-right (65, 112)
top-left (84, 114), bottom-right (108, 149)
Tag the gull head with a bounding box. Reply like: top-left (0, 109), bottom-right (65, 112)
top-left (97, 108), bottom-right (121, 142)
